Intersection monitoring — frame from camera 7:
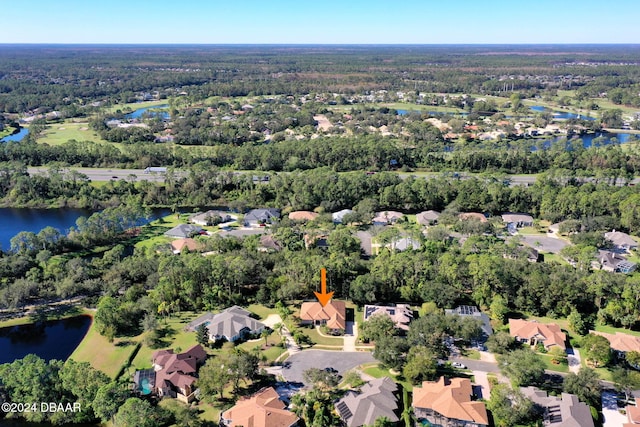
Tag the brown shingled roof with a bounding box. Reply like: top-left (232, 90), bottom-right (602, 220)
top-left (300, 300), bottom-right (346, 330)
top-left (288, 211), bottom-right (319, 221)
top-left (221, 387), bottom-right (299, 427)
top-left (412, 377), bottom-right (488, 426)
top-left (591, 331), bottom-right (640, 354)
top-left (509, 319), bottom-right (567, 350)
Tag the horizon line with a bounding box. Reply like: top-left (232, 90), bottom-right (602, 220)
top-left (1, 42), bottom-right (640, 47)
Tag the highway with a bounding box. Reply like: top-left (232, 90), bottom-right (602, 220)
top-left (27, 167), bottom-right (640, 187)
top-left (27, 167), bottom-right (169, 182)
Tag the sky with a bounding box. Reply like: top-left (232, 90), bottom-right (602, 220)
top-left (2, 0), bottom-right (639, 44)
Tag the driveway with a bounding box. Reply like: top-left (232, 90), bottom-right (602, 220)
top-left (517, 235), bottom-right (569, 253)
top-left (282, 350), bottom-right (375, 385)
top-left (355, 230), bottom-right (373, 256)
top-left (602, 390), bottom-right (628, 427)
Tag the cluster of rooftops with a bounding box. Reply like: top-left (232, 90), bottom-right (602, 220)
top-left (128, 299), bottom-right (640, 427)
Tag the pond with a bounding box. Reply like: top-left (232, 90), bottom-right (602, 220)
top-left (0, 315), bottom-right (91, 364)
top-left (125, 104), bottom-right (170, 120)
top-left (0, 207), bottom-right (173, 252)
top-left (530, 105), bottom-right (596, 121)
top-left (0, 127), bottom-right (29, 142)
top-left (0, 207), bottom-right (93, 252)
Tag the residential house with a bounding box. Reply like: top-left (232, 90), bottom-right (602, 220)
top-left (445, 306), bottom-right (493, 337)
top-left (364, 304), bottom-right (413, 331)
top-left (372, 236), bottom-right (421, 255)
top-left (623, 397), bottom-right (640, 426)
top-left (605, 230), bottom-right (638, 253)
top-left (372, 211), bottom-right (404, 225)
top-left (509, 319), bottom-right (567, 351)
top-left (332, 209), bottom-right (354, 224)
top-left (303, 232), bottom-right (329, 250)
top-left (299, 300), bottom-right (346, 332)
top-left (151, 344), bottom-right (207, 403)
top-left (458, 212), bottom-right (488, 223)
top-left (190, 210), bottom-right (235, 226)
top-left (503, 245), bottom-right (540, 263)
top-left (220, 386), bottom-right (299, 427)
top-left (170, 238), bottom-right (202, 254)
top-left (164, 224), bottom-right (203, 239)
top-left (244, 208), bottom-right (281, 227)
top-left (416, 210), bottom-right (441, 226)
top-left (501, 213), bottom-right (534, 228)
top-left (594, 250), bottom-right (637, 273)
top-left (521, 387), bottom-right (594, 427)
top-left (288, 211), bottom-right (319, 222)
top-left (187, 306), bottom-right (265, 343)
top-left (412, 377), bottom-right (489, 427)
top-left (335, 377), bottom-right (399, 427)
top-left (258, 234), bottom-right (282, 252)
top-left (590, 331), bottom-right (640, 359)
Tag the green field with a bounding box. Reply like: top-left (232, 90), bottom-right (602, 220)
top-left (103, 99), bottom-right (169, 114)
top-left (0, 125), bottom-right (18, 139)
top-left (38, 121), bottom-right (109, 146)
top-left (69, 312), bottom-right (139, 379)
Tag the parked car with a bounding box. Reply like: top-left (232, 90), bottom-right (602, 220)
top-left (451, 362), bottom-right (466, 369)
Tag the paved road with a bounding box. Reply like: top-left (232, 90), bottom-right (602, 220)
top-left (282, 350), bottom-right (375, 385)
top-left (28, 166), bottom-right (640, 187)
top-left (517, 235), bottom-right (569, 254)
top-left (27, 167), bottom-right (170, 182)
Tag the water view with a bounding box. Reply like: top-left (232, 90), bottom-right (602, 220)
top-left (0, 207), bottom-right (173, 252)
top-left (0, 127), bottom-right (29, 142)
top-left (0, 315), bottom-right (91, 364)
top-left (125, 104), bottom-right (170, 120)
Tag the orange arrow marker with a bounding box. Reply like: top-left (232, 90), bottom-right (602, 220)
top-left (314, 268), bottom-right (334, 307)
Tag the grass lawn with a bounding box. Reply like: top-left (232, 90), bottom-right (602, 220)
top-left (518, 226), bottom-right (547, 235)
top-left (461, 349), bottom-right (481, 360)
top-left (38, 121), bottom-right (109, 146)
top-left (0, 125), bottom-right (17, 139)
top-left (361, 362), bottom-right (413, 391)
top-left (542, 253), bottom-right (569, 265)
top-left (301, 326), bottom-right (345, 347)
top-left (538, 353), bottom-right (569, 373)
top-left (592, 322), bottom-right (640, 338)
top-left (103, 99), bottom-right (169, 114)
top-left (131, 312), bottom-right (200, 371)
top-left (0, 304), bottom-right (87, 328)
top-left (236, 333), bottom-right (286, 363)
top-left (70, 313), bottom-right (139, 379)
top-left (246, 304), bottom-right (277, 320)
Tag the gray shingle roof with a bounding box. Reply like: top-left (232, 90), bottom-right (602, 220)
top-left (335, 377), bottom-right (399, 427)
top-left (188, 306), bottom-right (265, 342)
top-left (164, 224), bottom-right (203, 238)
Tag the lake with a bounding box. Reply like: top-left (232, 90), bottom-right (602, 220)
top-left (0, 315), bottom-right (91, 364)
top-left (0, 207), bottom-right (173, 252)
top-left (0, 208), bottom-right (93, 251)
top-left (125, 104), bottom-right (170, 120)
top-left (530, 105), bottom-right (596, 121)
top-left (0, 127), bottom-right (29, 142)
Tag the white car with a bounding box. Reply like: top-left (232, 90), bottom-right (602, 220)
top-left (451, 362), bottom-right (466, 369)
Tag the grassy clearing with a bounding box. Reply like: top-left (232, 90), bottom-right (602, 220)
top-left (302, 326), bottom-right (345, 346)
top-left (38, 121), bottom-right (108, 146)
top-left (103, 99), bottom-right (169, 114)
top-left (0, 305), bottom-right (88, 331)
top-left (542, 253), bottom-right (568, 265)
top-left (131, 312), bottom-right (200, 371)
top-left (538, 353), bottom-right (569, 373)
top-left (70, 313), bottom-right (138, 379)
top-left (246, 304), bottom-right (277, 320)
top-left (0, 125), bottom-right (17, 139)
top-left (361, 362), bottom-right (413, 391)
